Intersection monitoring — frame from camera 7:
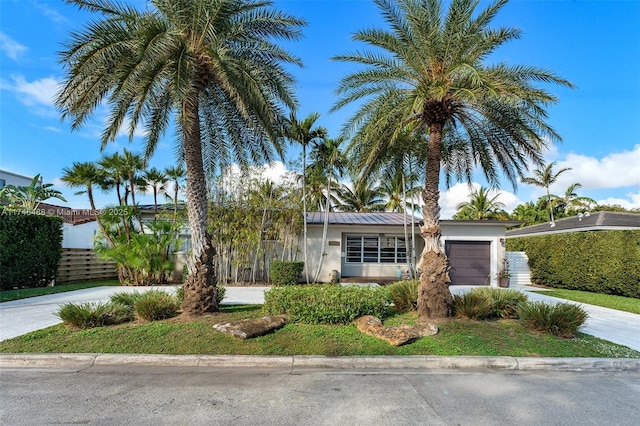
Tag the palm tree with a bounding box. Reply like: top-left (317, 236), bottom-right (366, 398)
top-left (554, 183), bottom-right (597, 215)
top-left (283, 112), bottom-right (327, 284)
top-left (332, 0), bottom-right (573, 318)
top-left (56, 0), bottom-right (305, 314)
top-left (522, 161), bottom-right (572, 223)
top-left (60, 162), bottom-right (114, 245)
top-left (454, 186), bottom-right (507, 220)
top-left (336, 171), bottom-right (386, 213)
top-left (309, 136), bottom-right (347, 281)
top-left (144, 167), bottom-right (168, 216)
top-left (164, 165), bottom-right (186, 225)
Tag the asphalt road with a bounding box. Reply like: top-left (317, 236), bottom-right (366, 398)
top-left (1, 366), bottom-right (639, 426)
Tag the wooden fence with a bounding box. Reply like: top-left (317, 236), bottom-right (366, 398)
top-left (57, 248), bottom-right (118, 284)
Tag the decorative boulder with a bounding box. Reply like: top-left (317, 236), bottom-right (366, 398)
top-left (213, 315), bottom-right (289, 339)
top-left (355, 315), bottom-right (438, 346)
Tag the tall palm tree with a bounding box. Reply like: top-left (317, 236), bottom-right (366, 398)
top-left (144, 167), bottom-right (168, 216)
top-left (309, 136), bottom-right (347, 281)
top-left (454, 186), bottom-right (507, 220)
top-left (164, 165), bottom-right (186, 225)
top-left (56, 0), bottom-right (305, 314)
top-left (283, 112), bottom-right (327, 284)
top-left (554, 183), bottom-right (597, 215)
top-left (332, 0), bottom-right (573, 318)
top-left (522, 161), bottom-right (572, 223)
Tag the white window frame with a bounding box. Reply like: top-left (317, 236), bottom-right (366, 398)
top-left (345, 234), bottom-right (407, 264)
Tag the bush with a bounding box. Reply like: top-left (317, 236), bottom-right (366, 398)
top-left (471, 287), bottom-right (528, 319)
top-left (263, 284), bottom-right (392, 324)
top-left (0, 211), bottom-right (63, 290)
top-left (57, 302), bottom-right (133, 329)
top-left (110, 291), bottom-right (144, 309)
top-left (269, 261), bottom-right (304, 286)
top-left (134, 290), bottom-right (180, 321)
top-left (508, 230), bottom-right (640, 298)
top-left (174, 285), bottom-right (225, 305)
top-left (453, 292), bottom-right (494, 320)
top-left (517, 301), bottom-right (588, 338)
top-left (388, 280), bottom-right (419, 312)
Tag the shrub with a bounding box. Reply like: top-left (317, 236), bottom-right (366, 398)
top-left (453, 292), bottom-right (494, 320)
top-left (174, 285), bottom-right (225, 305)
top-left (471, 287), bottom-right (528, 319)
top-left (269, 261), bottom-right (304, 286)
top-left (517, 301), bottom-right (588, 338)
top-left (388, 280), bottom-right (419, 312)
top-left (508, 230), bottom-right (640, 298)
top-left (263, 285), bottom-right (392, 324)
top-left (134, 290), bottom-right (180, 321)
top-left (110, 291), bottom-right (144, 309)
top-left (57, 302), bottom-right (133, 329)
top-left (0, 211), bottom-right (63, 290)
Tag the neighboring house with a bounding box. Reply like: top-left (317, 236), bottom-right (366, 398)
top-left (506, 211), bottom-right (640, 238)
top-left (306, 212), bottom-right (521, 287)
top-left (39, 202), bottom-right (99, 249)
top-left (0, 169), bottom-right (41, 190)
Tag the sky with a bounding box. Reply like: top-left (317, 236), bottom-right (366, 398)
top-left (1, 0), bottom-right (639, 219)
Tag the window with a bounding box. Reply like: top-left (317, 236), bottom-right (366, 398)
top-left (346, 235), bottom-right (407, 263)
top-left (0, 179), bottom-right (5, 189)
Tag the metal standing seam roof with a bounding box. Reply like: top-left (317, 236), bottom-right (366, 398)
top-left (506, 211), bottom-right (640, 237)
top-left (306, 212), bottom-right (422, 226)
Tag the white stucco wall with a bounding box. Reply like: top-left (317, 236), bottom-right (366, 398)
top-left (62, 222), bottom-right (99, 249)
top-left (305, 221), bottom-right (508, 286)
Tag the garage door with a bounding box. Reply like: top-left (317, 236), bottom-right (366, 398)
top-left (445, 241), bottom-right (490, 285)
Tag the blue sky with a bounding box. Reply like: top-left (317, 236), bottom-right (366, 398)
top-left (1, 0), bottom-right (639, 218)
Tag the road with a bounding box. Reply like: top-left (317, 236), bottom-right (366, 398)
top-left (1, 366), bottom-right (639, 425)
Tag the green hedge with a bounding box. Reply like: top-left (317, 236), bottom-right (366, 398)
top-left (0, 210), bottom-right (63, 290)
top-left (508, 230), bottom-right (640, 298)
top-left (269, 261), bottom-right (304, 285)
top-left (263, 285), bottom-right (392, 324)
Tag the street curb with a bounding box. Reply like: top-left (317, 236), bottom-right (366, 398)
top-left (1, 354), bottom-right (639, 372)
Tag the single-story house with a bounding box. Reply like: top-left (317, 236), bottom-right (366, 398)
top-left (306, 212), bottom-right (522, 287)
top-left (39, 203), bottom-right (99, 249)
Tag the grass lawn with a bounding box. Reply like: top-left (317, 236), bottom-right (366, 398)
top-left (531, 289), bottom-right (640, 315)
top-left (1, 305), bottom-right (638, 358)
top-left (0, 281), bottom-right (121, 303)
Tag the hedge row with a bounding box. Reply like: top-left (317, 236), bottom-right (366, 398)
top-left (0, 211), bottom-right (63, 290)
top-left (508, 230), bottom-right (640, 298)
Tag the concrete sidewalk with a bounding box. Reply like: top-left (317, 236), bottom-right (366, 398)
top-left (1, 284), bottom-right (639, 352)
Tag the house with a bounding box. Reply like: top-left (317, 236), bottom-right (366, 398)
top-left (0, 169), bottom-right (40, 189)
top-left (506, 211), bottom-right (640, 238)
top-left (39, 202), bottom-right (100, 249)
top-left (306, 212), bottom-right (521, 287)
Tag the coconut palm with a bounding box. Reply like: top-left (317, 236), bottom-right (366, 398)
top-left (56, 0), bottom-right (305, 314)
top-left (283, 112), bottom-right (327, 284)
top-left (454, 186), bottom-right (508, 220)
top-left (554, 183), bottom-right (597, 215)
top-left (164, 165), bottom-right (186, 224)
top-left (332, 0), bottom-right (573, 318)
top-left (522, 161), bottom-right (572, 223)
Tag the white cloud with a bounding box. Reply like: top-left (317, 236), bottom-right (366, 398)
top-left (555, 146), bottom-right (640, 190)
top-left (0, 32), bottom-right (27, 60)
top-left (439, 182), bottom-right (521, 219)
top-left (597, 192), bottom-right (640, 210)
top-left (7, 75), bottom-right (60, 107)
top-left (33, 2), bottom-right (69, 24)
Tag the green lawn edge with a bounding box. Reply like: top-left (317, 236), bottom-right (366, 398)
top-left (1, 305), bottom-right (638, 359)
top-left (0, 281), bottom-right (121, 303)
top-left (530, 289), bottom-right (640, 315)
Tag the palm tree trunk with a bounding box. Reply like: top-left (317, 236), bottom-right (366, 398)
top-left (302, 144), bottom-right (310, 285)
top-left (417, 122), bottom-right (454, 319)
top-left (181, 99), bottom-right (218, 315)
top-left (314, 167), bottom-right (332, 282)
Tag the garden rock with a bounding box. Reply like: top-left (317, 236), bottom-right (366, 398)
top-left (213, 315), bottom-right (289, 339)
top-left (354, 315), bottom-right (438, 346)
